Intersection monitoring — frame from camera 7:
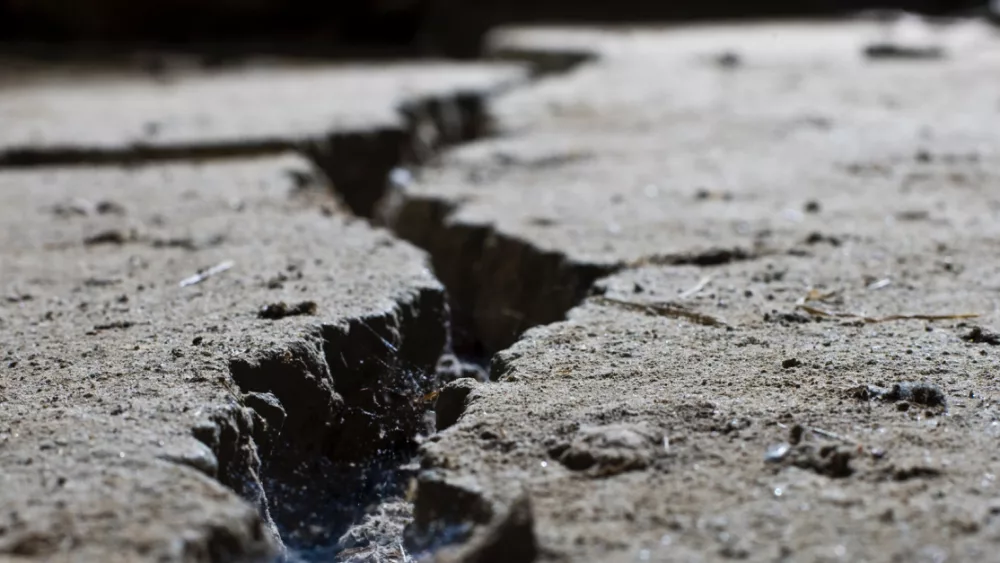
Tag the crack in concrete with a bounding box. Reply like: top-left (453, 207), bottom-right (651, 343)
top-left (0, 53), bottom-right (587, 562)
top-left (0, 40), bottom-right (771, 562)
top-left (220, 287), bottom-right (448, 561)
top-left (369, 43), bottom-right (793, 560)
top-left (0, 92), bottom-right (487, 219)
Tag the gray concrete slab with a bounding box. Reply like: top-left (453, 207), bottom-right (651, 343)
top-left (374, 19), bottom-right (1000, 563)
top-left (0, 60), bottom-right (526, 216)
top-left (382, 20), bottom-right (1000, 352)
top-left (4, 17), bottom-right (1000, 563)
top-left (415, 239), bottom-right (1000, 562)
top-left (0, 155), bottom-right (449, 561)
top-left (0, 61), bottom-right (523, 153)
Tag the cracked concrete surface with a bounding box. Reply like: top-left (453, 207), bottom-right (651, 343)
top-left (0, 59), bottom-right (525, 216)
top-left (418, 240), bottom-right (1000, 561)
top-left (0, 61), bottom-right (524, 153)
top-left (4, 15), bottom-right (1000, 563)
top-left (382, 19), bottom-right (1000, 352)
top-left (0, 155), bottom-right (451, 561)
top-left (384, 19), bottom-right (1000, 563)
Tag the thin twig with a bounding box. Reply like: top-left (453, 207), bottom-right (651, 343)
top-left (795, 288), bottom-right (841, 305)
top-left (679, 275), bottom-right (713, 299)
top-left (809, 427), bottom-right (855, 443)
top-left (796, 304), bottom-right (978, 323)
top-left (179, 260), bottom-right (234, 288)
top-left (591, 296), bottom-right (729, 328)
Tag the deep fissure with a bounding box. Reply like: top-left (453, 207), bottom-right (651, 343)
top-left (224, 287), bottom-right (449, 561)
top-left (0, 45), bottom-right (770, 560)
top-left (235, 49), bottom-right (609, 561)
top-left (0, 47), bottom-right (614, 561)
top-left (8, 16), bottom-right (1000, 563)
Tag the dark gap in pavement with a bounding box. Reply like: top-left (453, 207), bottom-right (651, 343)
top-left (6, 7), bottom-right (994, 561)
top-left (225, 287), bottom-right (447, 562)
top-left (0, 45), bottom-right (597, 562)
top-left (248, 55), bottom-right (597, 558)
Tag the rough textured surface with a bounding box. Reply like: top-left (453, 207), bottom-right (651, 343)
top-left (6, 14), bottom-right (1000, 563)
top-left (430, 493), bottom-right (539, 563)
top-left (0, 62), bottom-right (524, 151)
top-left (382, 18), bottom-right (1000, 352)
top-left (0, 154), bottom-right (449, 561)
top-left (417, 241), bottom-right (1000, 562)
top-left (0, 60), bottom-right (525, 215)
top-left (387, 18), bottom-right (1000, 563)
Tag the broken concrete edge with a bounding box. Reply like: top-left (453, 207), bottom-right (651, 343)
top-left (0, 103), bottom-right (452, 220)
top-left (370, 33), bottom-right (617, 356)
top-left (177, 282), bottom-right (449, 558)
top-left (0, 47), bottom-right (596, 220)
top-left (0, 41), bottom-right (607, 560)
top-left (0, 53), bottom-right (583, 561)
top-left (360, 20), bottom-right (1000, 561)
top-left (378, 36), bottom-right (767, 356)
top-left (303, 39), bottom-right (611, 558)
top-left (486, 46), bottom-right (598, 78)
top-left (0, 130), bottom-right (402, 219)
top-left (0, 74), bottom-right (526, 214)
top-left (379, 188), bottom-right (620, 354)
top-left (422, 490), bottom-right (539, 563)
top-left (380, 27), bottom-right (791, 358)
top-left (377, 33), bottom-right (785, 557)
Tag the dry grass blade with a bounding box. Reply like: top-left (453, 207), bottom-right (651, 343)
top-left (179, 260), bottom-right (233, 288)
top-left (866, 278), bottom-right (892, 290)
top-left (418, 390), bottom-right (440, 405)
top-left (809, 427), bottom-right (856, 444)
top-left (592, 296), bottom-right (730, 328)
top-left (679, 275), bottom-right (713, 299)
top-left (796, 288), bottom-right (841, 305)
top-left (796, 304), bottom-right (979, 323)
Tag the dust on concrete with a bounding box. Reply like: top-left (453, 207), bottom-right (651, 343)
top-left (5, 14), bottom-right (1000, 563)
top-left (0, 155), bottom-right (449, 561)
top-left (393, 18), bottom-right (1000, 563)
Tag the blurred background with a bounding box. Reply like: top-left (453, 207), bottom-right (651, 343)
top-left (0, 0), bottom-right (991, 59)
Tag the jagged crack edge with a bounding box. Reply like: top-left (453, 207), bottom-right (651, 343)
top-left (180, 285), bottom-right (447, 561)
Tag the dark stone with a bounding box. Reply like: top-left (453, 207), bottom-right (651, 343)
top-left (436, 378), bottom-right (478, 431)
top-left (781, 358), bottom-right (801, 369)
top-left (964, 326), bottom-right (1000, 346)
top-left (441, 493), bottom-right (539, 563)
top-left (884, 382), bottom-right (946, 408)
top-left (257, 300), bottom-right (317, 320)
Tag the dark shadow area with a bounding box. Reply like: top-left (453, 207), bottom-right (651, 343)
top-left (264, 448), bottom-right (416, 562)
top-left (0, 0), bottom-right (990, 60)
top-left (0, 0), bottom-right (429, 63)
top-left (422, 0), bottom-right (990, 57)
top-left (0, 1), bottom-right (427, 44)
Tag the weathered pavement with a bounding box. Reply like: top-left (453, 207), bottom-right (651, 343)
top-left (0, 155), bottom-right (453, 562)
top-left (387, 19), bottom-right (1000, 352)
top-left (0, 60), bottom-right (525, 215)
top-left (0, 61), bottom-right (521, 562)
top-left (387, 18), bottom-right (1000, 563)
top-left (3, 16), bottom-right (1000, 563)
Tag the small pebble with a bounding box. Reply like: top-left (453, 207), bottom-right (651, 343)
top-left (765, 442), bottom-right (791, 463)
top-left (782, 358), bottom-right (801, 369)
